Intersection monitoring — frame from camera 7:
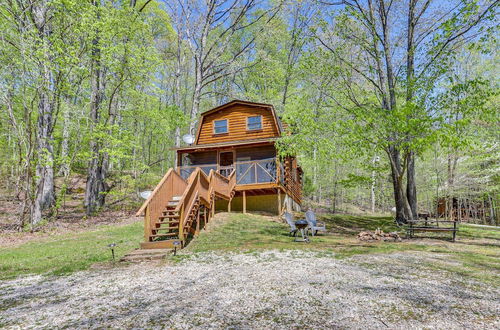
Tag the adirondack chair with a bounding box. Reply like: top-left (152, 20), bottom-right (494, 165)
top-left (284, 212), bottom-right (298, 237)
top-left (305, 210), bottom-right (326, 236)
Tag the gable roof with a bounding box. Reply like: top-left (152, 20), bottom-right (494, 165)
top-left (194, 100), bottom-right (282, 145)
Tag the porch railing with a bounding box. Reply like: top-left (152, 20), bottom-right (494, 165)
top-left (178, 164), bottom-right (217, 180)
top-left (235, 158), bottom-right (276, 185)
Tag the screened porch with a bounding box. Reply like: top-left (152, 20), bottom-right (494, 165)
top-left (177, 146), bottom-right (278, 185)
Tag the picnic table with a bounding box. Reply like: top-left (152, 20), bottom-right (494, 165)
top-left (406, 219), bottom-right (458, 241)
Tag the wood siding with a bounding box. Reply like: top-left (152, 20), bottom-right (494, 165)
top-left (197, 105), bottom-right (279, 145)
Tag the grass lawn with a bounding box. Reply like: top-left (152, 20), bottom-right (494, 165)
top-left (0, 221), bottom-right (143, 280)
top-left (1, 212), bottom-right (499, 285)
top-left (185, 212), bottom-right (500, 284)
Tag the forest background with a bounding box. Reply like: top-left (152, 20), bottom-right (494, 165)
top-left (0, 0), bottom-right (498, 228)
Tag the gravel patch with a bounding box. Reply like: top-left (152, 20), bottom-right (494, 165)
top-left (0, 250), bottom-right (498, 329)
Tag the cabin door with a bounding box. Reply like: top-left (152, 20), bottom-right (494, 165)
top-left (219, 151), bottom-right (234, 177)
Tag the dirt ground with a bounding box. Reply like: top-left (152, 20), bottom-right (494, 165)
top-left (0, 176), bottom-right (140, 247)
top-left (1, 250), bottom-right (498, 329)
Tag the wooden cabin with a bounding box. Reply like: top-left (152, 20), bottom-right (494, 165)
top-left (176, 100), bottom-right (302, 213)
top-left (136, 100), bottom-right (302, 249)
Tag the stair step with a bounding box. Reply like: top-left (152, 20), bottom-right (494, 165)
top-left (155, 221), bottom-right (179, 226)
top-left (160, 214), bottom-right (179, 218)
top-left (159, 219), bottom-right (179, 223)
top-left (152, 227), bottom-right (179, 231)
top-left (140, 241), bottom-right (180, 249)
top-left (120, 248), bottom-right (171, 262)
top-left (125, 248), bottom-right (171, 256)
top-left (150, 232), bottom-right (178, 238)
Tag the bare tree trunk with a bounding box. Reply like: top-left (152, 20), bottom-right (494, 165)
top-left (58, 101), bottom-right (71, 177)
top-left (85, 61), bottom-right (107, 215)
top-left (405, 0), bottom-right (421, 220)
top-left (407, 152), bottom-right (417, 218)
top-left (371, 156), bottom-right (377, 213)
top-left (387, 146), bottom-right (412, 223)
top-left (173, 28), bottom-right (184, 166)
top-left (31, 0), bottom-right (55, 225)
top-left (85, 9), bottom-right (107, 215)
top-left (189, 55), bottom-right (203, 135)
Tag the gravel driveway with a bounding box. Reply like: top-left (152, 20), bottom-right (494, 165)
top-left (1, 250), bottom-right (498, 329)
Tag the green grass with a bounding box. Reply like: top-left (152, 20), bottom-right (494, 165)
top-left (185, 212), bottom-right (500, 284)
top-left (2, 212), bottom-right (499, 284)
top-left (0, 221), bottom-right (143, 280)
top-left (186, 213), bottom-right (428, 257)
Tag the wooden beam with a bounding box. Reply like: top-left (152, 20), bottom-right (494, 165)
top-left (144, 206), bottom-right (151, 242)
top-left (228, 198), bottom-right (231, 212)
top-left (235, 182), bottom-right (278, 191)
top-left (277, 189), bottom-right (281, 216)
top-left (243, 191), bottom-right (247, 214)
top-left (195, 207), bottom-right (200, 236)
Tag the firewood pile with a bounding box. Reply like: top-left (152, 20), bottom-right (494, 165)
top-left (357, 228), bottom-right (402, 242)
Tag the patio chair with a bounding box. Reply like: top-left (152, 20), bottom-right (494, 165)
top-left (305, 210), bottom-right (326, 236)
top-left (284, 212), bottom-right (298, 237)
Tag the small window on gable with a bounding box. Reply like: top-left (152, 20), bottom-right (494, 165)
top-left (213, 119), bottom-right (228, 134)
top-left (247, 116), bottom-right (262, 131)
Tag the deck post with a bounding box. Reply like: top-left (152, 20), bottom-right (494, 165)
top-left (243, 191), bottom-right (247, 214)
top-left (144, 205), bottom-right (151, 241)
top-left (211, 197), bottom-right (215, 218)
top-left (228, 198), bottom-right (231, 213)
top-left (195, 207), bottom-right (200, 235)
top-left (179, 204), bottom-right (184, 243)
top-left (277, 189), bottom-right (281, 216)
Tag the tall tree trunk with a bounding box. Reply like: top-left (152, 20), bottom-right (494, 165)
top-left (85, 9), bottom-right (107, 215)
top-left (58, 101), bottom-right (71, 177)
top-left (173, 29), bottom-right (183, 165)
top-left (405, 0), bottom-right (420, 220)
top-left (371, 156), bottom-right (377, 213)
top-left (407, 151), bottom-right (417, 219)
top-left (189, 55), bottom-right (202, 135)
top-left (31, 0), bottom-right (55, 225)
top-left (387, 146), bottom-right (411, 223)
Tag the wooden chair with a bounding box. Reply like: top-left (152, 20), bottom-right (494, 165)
top-left (305, 210), bottom-right (326, 236)
top-left (284, 212), bottom-right (298, 237)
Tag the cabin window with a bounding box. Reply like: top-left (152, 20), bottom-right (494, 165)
top-left (247, 116), bottom-right (262, 131)
top-left (213, 119), bottom-right (228, 134)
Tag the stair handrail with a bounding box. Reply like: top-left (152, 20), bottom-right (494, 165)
top-left (210, 170), bottom-right (232, 199)
top-left (179, 190), bottom-right (200, 240)
top-left (136, 169), bottom-right (186, 216)
top-left (174, 168), bottom-right (201, 213)
top-left (174, 168), bottom-right (213, 241)
top-left (136, 168), bottom-right (187, 241)
top-left (228, 170), bottom-right (236, 193)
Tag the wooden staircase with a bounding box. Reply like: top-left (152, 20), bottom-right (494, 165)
top-left (137, 168), bottom-right (235, 249)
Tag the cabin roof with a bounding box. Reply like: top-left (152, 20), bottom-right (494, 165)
top-left (194, 100), bottom-right (283, 145)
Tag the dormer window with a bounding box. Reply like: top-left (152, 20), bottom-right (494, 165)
top-left (213, 119), bottom-right (228, 134)
top-left (247, 116), bottom-right (262, 131)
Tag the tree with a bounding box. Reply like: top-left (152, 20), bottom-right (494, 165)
top-left (313, 0), bottom-right (498, 222)
top-left (169, 0), bottom-right (282, 134)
